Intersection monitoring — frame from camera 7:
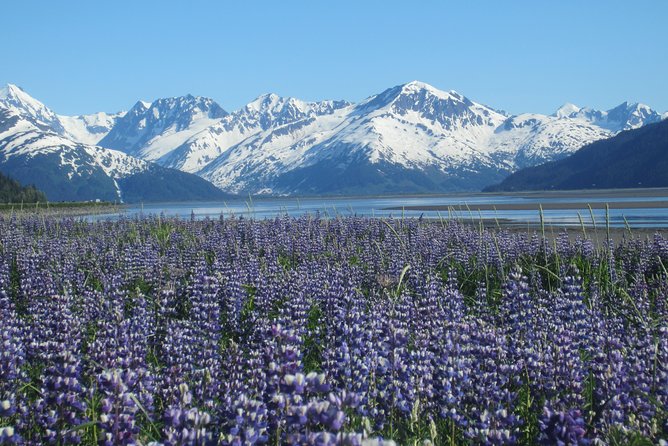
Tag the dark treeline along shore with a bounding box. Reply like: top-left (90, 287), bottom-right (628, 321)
top-left (0, 171), bottom-right (46, 204)
top-left (0, 170), bottom-right (127, 217)
top-left (0, 213), bottom-right (665, 445)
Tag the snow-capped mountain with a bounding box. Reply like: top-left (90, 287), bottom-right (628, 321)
top-left (98, 95), bottom-right (228, 162)
top-left (197, 81), bottom-right (646, 194)
top-left (488, 113), bottom-right (611, 168)
top-left (3, 81), bottom-right (665, 196)
top-left (200, 82), bottom-right (511, 193)
top-left (0, 84), bottom-right (123, 145)
top-left (0, 84), bottom-right (65, 133)
top-left (162, 94), bottom-right (352, 173)
top-left (552, 101), bottom-right (663, 132)
top-left (0, 98), bottom-right (228, 202)
top-left (95, 80), bottom-right (663, 195)
top-left (488, 119), bottom-right (668, 192)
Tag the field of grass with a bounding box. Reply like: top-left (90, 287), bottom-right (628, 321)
top-left (0, 201), bottom-right (121, 220)
top-left (0, 213), bottom-right (666, 445)
top-left (0, 201), bottom-right (117, 210)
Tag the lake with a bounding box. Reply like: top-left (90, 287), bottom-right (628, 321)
top-left (88, 189), bottom-right (668, 228)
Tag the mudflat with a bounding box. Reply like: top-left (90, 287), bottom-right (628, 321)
top-left (384, 201), bottom-right (668, 212)
top-left (382, 187), bottom-right (668, 212)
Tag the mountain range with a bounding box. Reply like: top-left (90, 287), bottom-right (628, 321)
top-left (1, 82), bottom-right (665, 200)
top-left (0, 85), bottom-right (229, 202)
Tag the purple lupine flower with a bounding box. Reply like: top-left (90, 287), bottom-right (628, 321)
top-left (27, 294), bottom-right (88, 445)
top-left (97, 369), bottom-right (143, 446)
top-left (161, 384), bottom-right (214, 446)
top-left (0, 212), bottom-right (665, 444)
top-left (538, 406), bottom-right (589, 445)
top-left (0, 278), bottom-right (25, 445)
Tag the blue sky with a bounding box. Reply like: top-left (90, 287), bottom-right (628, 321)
top-left (3, 0), bottom-right (667, 115)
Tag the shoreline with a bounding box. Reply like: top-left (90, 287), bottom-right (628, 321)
top-left (284, 187), bottom-right (668, 201)
top-left (0, 202), bottom-right (123, 217)
top-left (383, 200), bottom-right (668, 212)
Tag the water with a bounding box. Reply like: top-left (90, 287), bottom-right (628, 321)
top-left (88, 192), bottom-right (668, 228)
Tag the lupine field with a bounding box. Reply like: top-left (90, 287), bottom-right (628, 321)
top-left (0, 214), bottom-right (666, 445)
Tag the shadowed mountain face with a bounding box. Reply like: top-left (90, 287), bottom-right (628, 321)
top-left (485, 120), bottom-right (668, 192)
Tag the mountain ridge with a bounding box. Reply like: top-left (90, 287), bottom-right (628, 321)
top-left (485, 120), bottom-right (668, 192)
top-left (191, 82), bottom-right (660, 194)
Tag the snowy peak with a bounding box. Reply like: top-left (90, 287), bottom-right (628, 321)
top-left (553, 100), bottom-right (662, 132)
top-left (492, 113), bottom-right (611, 169)
top-left (98, 94), bottom-right (229, 161)
top-left (0, 107), bottom-right (147, 187)
top-left (605, 101), bottom-right (661, 130)
top-left (0, 84), bottom-right (45, 112)
top-left (360, 81), bottom-right (506, 130)
top-left (553, 103), bottom-right (582, 118)
top-left (400, 80), bottom-right (466, 101)
top-left (196, 82), bottom-right (518, 194)
top-left (118, 95), bottom-right (226, 130)
top-left (0, 84), bottom-right (124, 144)
top-left (246, 93), bottom-right (349, 115)
top-left (366, 80), bottom-right (465, 105)
top-left (197, 81), bottom-right (640, 194)
top-left (159, 93), bottom-right (352, 173)
top-left (147, 95), bottom-right (227, 122)
top-left (233, 93), bottom-right (350, 131)
top-left (244, 93), bottom-right (289, 112)
top-left (0, 83), bottom-right (64, 132)
top-left (127, 100), bottom-right (151, 115)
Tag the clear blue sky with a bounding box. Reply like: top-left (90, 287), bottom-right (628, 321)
top-left (3, 0), bottom-right (667, 116)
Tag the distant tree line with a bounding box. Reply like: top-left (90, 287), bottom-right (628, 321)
top-left (0, 171), bottom-right (47, 203)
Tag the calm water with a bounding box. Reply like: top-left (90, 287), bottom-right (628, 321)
top-left (88, 192), bottom-right (668, 228)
